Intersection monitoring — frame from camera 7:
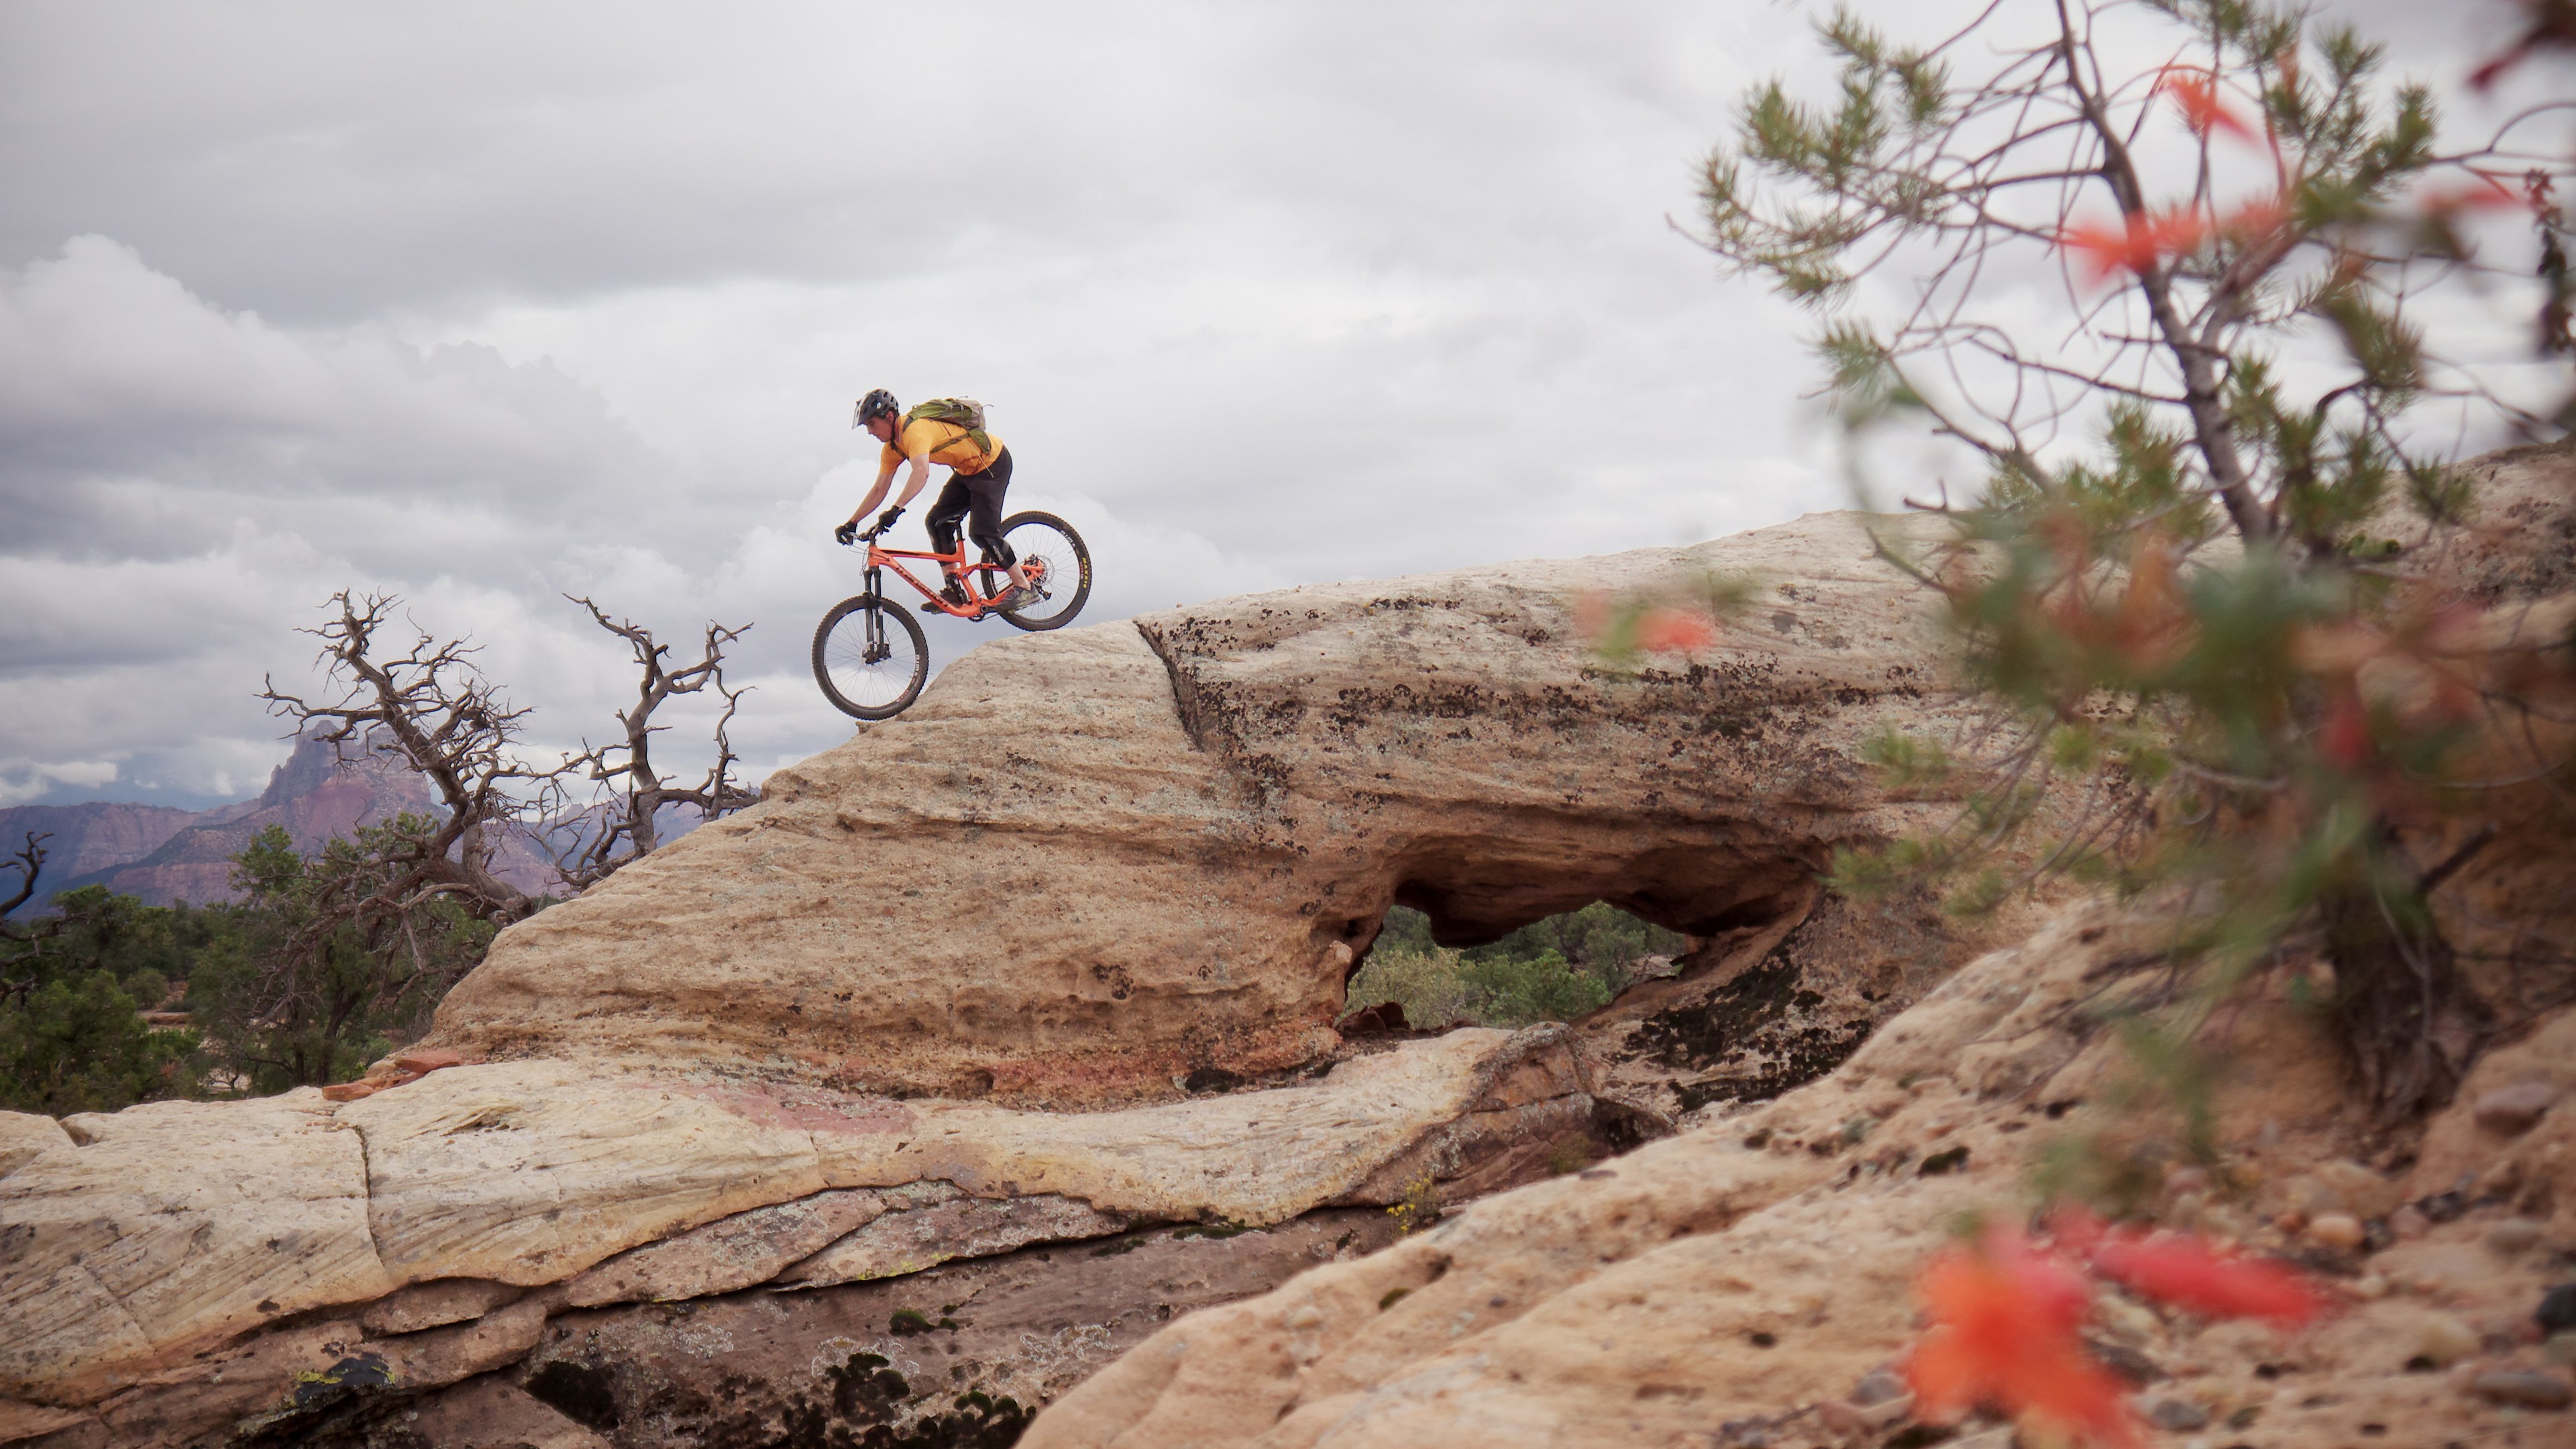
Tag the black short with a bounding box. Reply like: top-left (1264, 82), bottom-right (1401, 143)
top-left (924, 447), bottom-right (1014, 563)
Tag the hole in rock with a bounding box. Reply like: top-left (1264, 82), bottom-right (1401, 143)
top-left (1342, 902), bottom-right (1695, 1030)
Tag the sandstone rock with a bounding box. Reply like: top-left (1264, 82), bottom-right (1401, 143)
top-left (0, 1112), bottom-right (71, 1178)
top-left (781, 1190), bottom-right (1128, 1289)
top-left (2411, 1011), bottom-right (2576, 1219)
top-left (2475, 1081), bottom-right (2560, 1136)
top-left (388, 1047), bottom-right (466, 1075)
top-left (388, 1375), bottom-right (609, 1449)
top-left (1018, 909), bottom-right (2545, 1448)
top-left (337, 1061), bottom-right (828, 1287)
top-left (364, 1294), bottom-right (555, 1391)
top-left (2467, 1368), bottom-right (2573, 1409)
top-left (93, 1317), bottom-right (368, 1448)
top-left (562, 1187), bottom-right (889, 1307)
top-left (2418, 1312), bottom-right (2482, 1366)
top-left (0, 1092), bottom-right (390, 1405)
top-left (0, 1397), bottom-right (94, 1443)
top-left (425, 513), bottom-right (1992, 1104)
top-left (358, 1279), bottom-right (523, 1337)
top-left (0, 1027), bottom-right (1606, 1424)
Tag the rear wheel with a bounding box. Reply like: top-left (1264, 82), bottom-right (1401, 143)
top-left (812, 594), bottom-right (929, 720)
top-left (982, 511), bottom-right (1092, 632)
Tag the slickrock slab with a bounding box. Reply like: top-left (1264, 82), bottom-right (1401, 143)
top-left (427, 512), bottom-right (1987, 1104)
top-left (1026, 902), bottom-right (2576, 1449)
top-left (783, 1190), bottom-right (1129, 1287)
top-left (561, 1187), bottom-right (890, 1308)
top-left (0, 1028), bottom-right (1597, 1421)
top-left (785, 1026), bottom-right (1578, 1225)
top-left (337, 1061), bottom-right (828, 1286)
top-left (492, 1210), bottom-right (1408, 1449)
top-left (0, 1092), bottom-right (390, 1405)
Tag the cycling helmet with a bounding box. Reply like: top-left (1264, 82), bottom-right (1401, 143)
top-left (852, 388), bottom-right (900, 429)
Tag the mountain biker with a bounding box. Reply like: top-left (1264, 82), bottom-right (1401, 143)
top-left (836, 388), bottom-right (1032, 614)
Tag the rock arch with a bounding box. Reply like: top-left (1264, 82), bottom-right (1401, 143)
top-left (428, 511), bottom-right (1988, 1106)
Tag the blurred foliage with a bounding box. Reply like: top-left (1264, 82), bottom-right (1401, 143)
top-left (1697, 0), bottom-right (2575, 1118)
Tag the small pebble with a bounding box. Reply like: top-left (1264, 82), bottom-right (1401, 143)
top-left (1850, 1368), bottom-right (1908, 1407)
top-left (2090, 1339), bottom-right (2165, 1385)
top-left (1858, 1393), bottom-right (1913, 1429)
top-left (2307, 1212), bottom-right (2365, 1250)
top-left (2487, 1218), bottom-right (2544, 1255)
top-left (2095, 1294), bottom-right (2162, 1344)
top-left (2417, 1189), bottom-right (2469, 1223)
top-left (2421, 1311), bottom-right (2481, 1366)
top-left (2389, 1204), bottom-right (2432, 1240)
top-left (2467, 1368), bottom-right (2573, 1409)
top-left (2542, 1284), bottom-right (2576, 1335)
top-left (2473, 1081), bottom-right (2560, 1136)
top-left (2147, 1397), bottom-right (2211, 1430)
top-left (2352, 1274), bottom-right (2389, 1301)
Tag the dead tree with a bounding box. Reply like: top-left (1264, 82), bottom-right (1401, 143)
top-left (1, 833), bottom-right (56, 1007)
top-left (260, 592), bottom-right (561, 926)
top-left (551, 598), bottom-right (759, 891)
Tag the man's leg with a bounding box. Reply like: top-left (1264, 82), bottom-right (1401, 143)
top-left (965, 449), bottom-right (1027, 594)
top-left (923, 478), bottom-right (974, 606)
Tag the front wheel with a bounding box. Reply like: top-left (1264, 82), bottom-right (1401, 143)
top-left (812, 594), bottom-right (930, 719)
top-left (987, 511), bottom-right (1092, 632)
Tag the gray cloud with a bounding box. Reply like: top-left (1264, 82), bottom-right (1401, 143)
top-left (0, 0), bottom-right (2553, 810)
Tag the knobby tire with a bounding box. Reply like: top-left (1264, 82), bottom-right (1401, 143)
top-left (812, 594), bottom-right (930, 720)
top-left (991, 511), bottom-right (1092, 632)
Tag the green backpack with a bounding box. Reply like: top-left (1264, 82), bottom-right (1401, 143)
top-left (902, 398), bottom-right (994, 462)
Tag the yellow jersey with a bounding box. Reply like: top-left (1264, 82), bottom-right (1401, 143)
top-left (879, 417), bottom-right (1004, 479)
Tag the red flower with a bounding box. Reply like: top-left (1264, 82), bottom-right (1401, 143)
top-left (1906, 1229), bottom-right (2141, 1448)
top-left (2053, 1209), bottom-right (2333, 1327)
top-left (1633, 606), bottom-right (1719, 655)
top-left (2059, 209), bottom-right (2212, 282)
top-left (2155, 69), bottom-right (2257, 141)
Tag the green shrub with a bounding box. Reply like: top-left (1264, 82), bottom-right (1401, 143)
top-left (1458, 948), bottom-right (1612, 1027)
top-left (0, 968), bottom-right (200, 1116)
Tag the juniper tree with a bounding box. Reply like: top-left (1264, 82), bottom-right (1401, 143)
top-left (1698, 0), bottom-right (2574, 1116)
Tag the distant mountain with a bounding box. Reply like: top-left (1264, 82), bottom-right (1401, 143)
top-left (0, 802), bottom-right (203, 883)
top-left (3, 733), bottom-right (556, 910)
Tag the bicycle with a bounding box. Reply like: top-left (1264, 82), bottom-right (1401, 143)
top-left (812, 511), bottom-right (1093, 719)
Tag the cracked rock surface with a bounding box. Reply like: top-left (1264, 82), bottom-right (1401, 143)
top-left (0, 1028), bottom-right (1619, 1446)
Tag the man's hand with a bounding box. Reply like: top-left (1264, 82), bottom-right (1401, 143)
top-left (874, 506), bottom-right (905, 535)
top-left (834, 520), bottom-right (858, 545)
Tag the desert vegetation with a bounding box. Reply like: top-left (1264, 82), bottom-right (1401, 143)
top-left (1342, 902), bottom-right (1690, 1029)
top-left (0, 592), bottom-right (759, 1112)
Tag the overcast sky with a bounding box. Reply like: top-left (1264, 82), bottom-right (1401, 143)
top-left (0, 1), bottom-right (2557, 810)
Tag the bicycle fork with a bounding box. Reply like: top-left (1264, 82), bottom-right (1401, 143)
top-left (863, 564), bottom-right (894, 664)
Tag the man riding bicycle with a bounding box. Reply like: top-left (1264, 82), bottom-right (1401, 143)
top-left (837, 388), bottom-right (1032, 614)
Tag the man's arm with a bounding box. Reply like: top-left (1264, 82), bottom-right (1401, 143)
top-left (890, 455), bottom-right (934, 507)
top-left (841, 455), bottom-right (903, 531)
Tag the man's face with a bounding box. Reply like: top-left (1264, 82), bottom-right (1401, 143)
top-left (865, 413), bottom-right (897, 443)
